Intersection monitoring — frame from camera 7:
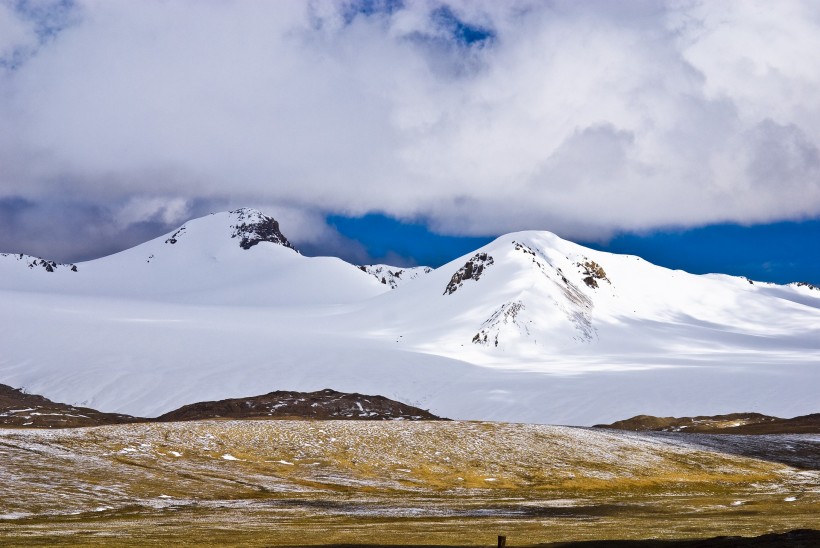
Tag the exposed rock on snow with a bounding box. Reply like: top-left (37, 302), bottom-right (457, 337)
top-left (164, 208), bottom-right (295, 252)
top-left (228, 208), bottom-right (296, 251)
top-left (358, 265), bottom-right (432, 289)
top-left (0, 253), bottom-right (78, 273)
top-left (792, 281), bottom-right (819, 292)
top-left (444, 252), bottom-right (494, 295)
top-left (472, 301), bottom-right (527, 347)
top-left (164, 226), bottom-right (186, 245)
top-left (577, 259), bottom-right (609, 289)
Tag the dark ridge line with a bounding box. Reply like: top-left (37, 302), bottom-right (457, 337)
top-left (0, 384), bottom-right (445, 429)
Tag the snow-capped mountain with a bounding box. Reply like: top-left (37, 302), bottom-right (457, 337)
top-left (0, 208), bottom-right (386, 306)
top-left (1, 209), bottom-right (818, 425)
top-left (359, 231), bottom-right (820, 361)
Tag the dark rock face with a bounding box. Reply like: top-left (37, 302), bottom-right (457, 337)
top-left (444, 252), bottom-right (494, 295)
top-left (229, 208), bottom-right (296, 251)
top-left (595, 412), bottom-right (820, 435)
top-left (161, 208), bottom-right (296, 252)
top-left (155, 388), bottom-right (445, 422)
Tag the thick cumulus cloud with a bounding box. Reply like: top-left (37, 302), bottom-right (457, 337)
top-left (2, 0), bottom-right (820, 260)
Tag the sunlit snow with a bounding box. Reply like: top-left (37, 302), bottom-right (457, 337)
top-left (1, 209), bottom-right (818, 425)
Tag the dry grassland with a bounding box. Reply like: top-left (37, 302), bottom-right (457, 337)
top-left (0, 421), bottom-right (817, 546)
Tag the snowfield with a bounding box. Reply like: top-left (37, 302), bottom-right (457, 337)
top-left (0, 208), bottom-right (818, 424)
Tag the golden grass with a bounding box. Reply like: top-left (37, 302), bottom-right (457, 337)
top-left (0, 420), bottom-right (817, 546)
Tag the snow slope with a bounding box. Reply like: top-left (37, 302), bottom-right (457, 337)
top-left (1, 210), bottom-right (818, 424)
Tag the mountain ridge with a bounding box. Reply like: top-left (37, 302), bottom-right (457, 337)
top-left (1, 208), bottom-right (818, 425)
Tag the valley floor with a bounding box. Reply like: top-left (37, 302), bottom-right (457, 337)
top-left (0, 420), bottom-right (818, 546)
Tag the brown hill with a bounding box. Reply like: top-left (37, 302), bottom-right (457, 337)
top-left (0, 384), bottom-right (444, 428)
top-left (154, 388), bottom-right (445, 422)
top-left (0, 384), bottom-right (141, 428)
top-left (595, 412), bottom-right (820, 434)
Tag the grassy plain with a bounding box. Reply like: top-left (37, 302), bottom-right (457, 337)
top-left (0, 420), bottom-right (817, 546)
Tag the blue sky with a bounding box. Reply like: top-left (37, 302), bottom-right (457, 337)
top-left (328, 213), bottom-right (820, 285)
top-left (1, 1), bottom-right (819, 286)
top-left (327, 213), bottom-right (495, 268)
top-left (581, 220), bottom-right (820, 286)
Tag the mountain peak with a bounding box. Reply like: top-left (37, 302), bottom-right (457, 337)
top-left (227, 208), bottom-right (297, 252)
top-left (161, 208), bottom-right (298, 253)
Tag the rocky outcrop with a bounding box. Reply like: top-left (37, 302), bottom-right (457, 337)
top-left (358, 265), bottom-right (433, 289)
top-left (0, 253), bottom-right (78, 273)
top-left (792, 281), bottom-right (819, 291)
top-left (578, 259), bottom-right (608, 289)
top-left (444, 252), bottom-right (494, 295)
top-left (229, 208), bottom-right (296, 251)
top-left (164, 226), bottom-right (186, 244)
top-left (472, 301), bottom-right (527, 347)
top-left (162, 208), bottom-right (297, 252)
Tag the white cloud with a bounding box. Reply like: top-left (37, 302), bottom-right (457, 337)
top-left (1, 0), bottom-right (820, 257)
top-left (116, 197), bottom-right (191, 228)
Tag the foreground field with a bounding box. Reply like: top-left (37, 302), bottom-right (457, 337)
top-left (0, 421), bottom-right (818, 546)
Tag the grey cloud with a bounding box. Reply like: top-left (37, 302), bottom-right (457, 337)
top-left (0, 194), bottom-right (374, 265)
top-left (746, 120), bottom-right (820, 190)
top-left (0, 195), bottom-right (217, 262)
top-left (1, 0), bottom-right (820, 259)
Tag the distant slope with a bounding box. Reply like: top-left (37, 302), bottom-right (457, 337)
top-left (595, 413), bottom-right (820, 434)
top-left (0, 384), bottom-right (140, 428)
top-left (0, 385), bottom-right (444, 428)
